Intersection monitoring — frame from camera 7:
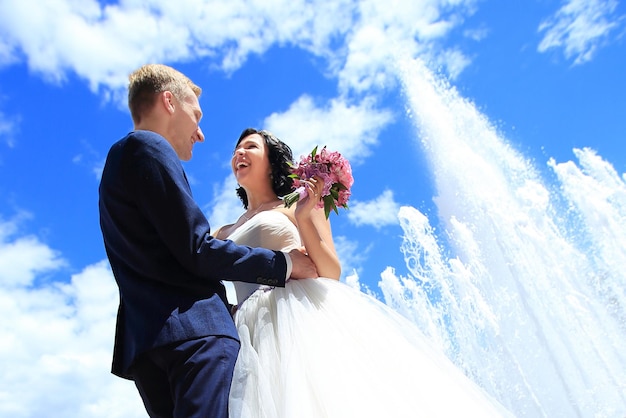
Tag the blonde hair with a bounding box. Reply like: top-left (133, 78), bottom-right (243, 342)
top-left (127, 64), bottom-right (202, 125)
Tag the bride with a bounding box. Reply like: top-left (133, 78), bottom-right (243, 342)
top-left (215, 128), bottom-right (513, 417)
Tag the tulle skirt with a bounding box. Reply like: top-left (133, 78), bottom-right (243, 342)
top-left (228, 278), bottom-right (513, 418)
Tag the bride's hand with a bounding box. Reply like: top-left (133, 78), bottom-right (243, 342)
top-left (295, 176), bottom-right (324, 219)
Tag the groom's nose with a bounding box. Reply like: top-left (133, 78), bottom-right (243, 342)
top-left (193, 127), bottom-right (205, 143)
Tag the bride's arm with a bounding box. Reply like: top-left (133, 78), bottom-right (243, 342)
top-left (294, 178), bottom-right (341, 280)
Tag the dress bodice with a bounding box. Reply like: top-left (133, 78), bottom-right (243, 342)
top-left (227, 210), bottom-right (301, 304)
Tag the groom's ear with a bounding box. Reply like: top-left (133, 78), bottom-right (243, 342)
top-left (160, 91), bottom-right (176, 115)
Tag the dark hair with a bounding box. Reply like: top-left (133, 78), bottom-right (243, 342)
top-left (235, 128), bottom-right (294, 209)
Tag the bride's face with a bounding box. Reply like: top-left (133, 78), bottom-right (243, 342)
top-left (232, 133), bottom-right (271, 187)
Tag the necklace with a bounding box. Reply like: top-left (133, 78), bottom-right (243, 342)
top-left (240, 200), bottom-right (280, 222)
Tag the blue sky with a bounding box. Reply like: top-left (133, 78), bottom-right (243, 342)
top-left (1, 0), bottom-right (625, 416)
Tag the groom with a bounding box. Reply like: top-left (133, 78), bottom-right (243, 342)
top-left (98, 64), bottom-right (316, 418)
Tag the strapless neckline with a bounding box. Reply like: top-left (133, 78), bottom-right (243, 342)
top-left (227, 210), bottom-right (297, 244)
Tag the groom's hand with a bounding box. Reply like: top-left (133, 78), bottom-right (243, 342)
top-left (287, 248), bottom-right (317, 280)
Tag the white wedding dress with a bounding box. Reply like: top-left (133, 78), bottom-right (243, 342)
top-left (227, 211), bottom-right (513, 418)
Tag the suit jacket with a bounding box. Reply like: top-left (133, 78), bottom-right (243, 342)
top-left (99, 130), bottom-right (287, 379)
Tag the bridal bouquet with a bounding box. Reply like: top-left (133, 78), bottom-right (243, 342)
top-left (283, 146), bottom-right (354, 219)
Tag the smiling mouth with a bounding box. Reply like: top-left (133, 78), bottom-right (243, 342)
top-left (236, 162), bottom-right (249, 170)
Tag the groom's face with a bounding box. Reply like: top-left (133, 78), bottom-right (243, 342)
top-left (168, 87), bottom-right (203, 161)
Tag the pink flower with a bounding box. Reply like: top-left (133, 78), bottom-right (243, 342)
top-left (283, 146), bottom-right (354, 219)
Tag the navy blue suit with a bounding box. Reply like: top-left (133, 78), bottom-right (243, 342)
top-left (99, 130), bottom-right (287, 416)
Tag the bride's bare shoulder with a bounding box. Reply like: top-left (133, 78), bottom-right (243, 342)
top-left (213, 224), bottom-right (234, 240)
top-left (273, 206), bottom-right (297, 227)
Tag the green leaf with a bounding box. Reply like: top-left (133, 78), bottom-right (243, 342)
top-left (323, 196), bottom-right (333, 219)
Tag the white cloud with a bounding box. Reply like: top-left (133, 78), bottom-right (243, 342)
top-left (264, 94), bottom-right (393, 163)
top-left (337, 0), bottom-right (474, 93)
top-left (0, 0), bottom-right (473, 94)
top-left (334, 234), bottom-right (369, 280)
top-left (207, 175), bottom-right (244, 231)
top-left (0, 0), bottom-right (475, 170)
top-left (195, 0), bottom-right (357, 72)
top-left (0, 0), bottom-right (356, 93)
top-left (73, 139), bottom-right (107, 181)
top-left (93, 158), bottom-right (105, 180)
top-left (538, 0), bottom-right (622, 65)
top-left (0, 217), bottom-right (67, 287)
top-left (432, 47), bottom-right (472, 80)
top-left (347, 189), bottom-right (400, 228)
top-left (0, 110), bottom-right (19, 148)
top-left (0, 218), bottom-right (145, 417)
top-left (464, 26), bottom-right (490, 42)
